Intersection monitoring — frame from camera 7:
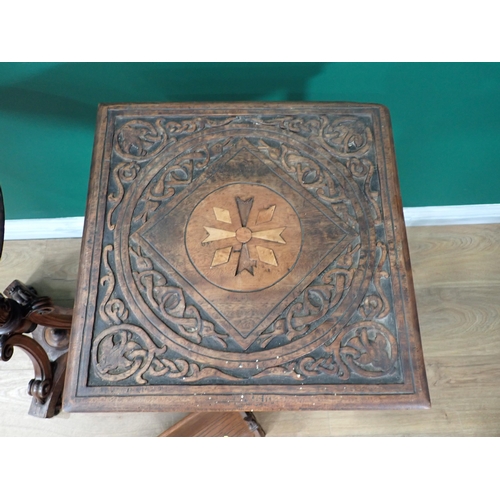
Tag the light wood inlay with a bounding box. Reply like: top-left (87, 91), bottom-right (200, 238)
top-left (186, 183), bottom-right (301, 292)
top-left (256, 205), bottom-right (276, 225)
top-left (202, 227), bottom-right (236, 243)
top-left (213, 207), bottom-right (232, 224)
top-left (256, 245), bottom-right (278, 266)
top-left (235, 227), bottom-right (252, 244)
top-left (252, 228), bottom-right (286, 244)
top-left (211, 246), bottom-right (232, 267)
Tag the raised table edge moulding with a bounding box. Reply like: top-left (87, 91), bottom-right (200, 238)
top-left (63, 102), bottom-right (430, 412)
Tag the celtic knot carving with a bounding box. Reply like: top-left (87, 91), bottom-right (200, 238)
top-left (360, 242), bottom-right (390, 320)
top-left (256, 139), bottom-right (359, 230)
top-left (94, 244), bottom-right (238, 384)
top-left (93, 324), bottom-right (159, 384)
top-left (163, 116), bottom-right (237, 135)
top-left (114, 116), bottom-right (237, 162)
top-left (348, 158), bottom-right (381, 225)
top-left (99, 245), bottom-right (129, 325)
top-left (286, 321), bottom-right (398, 381)
top-left (285, 239), bottom-right (396, 381)
top-left (256, 113), bottom-right (373, 159)
top-left (258, 115), bottom-right (322, 136)
top-left (322, 116), bottom-right (373, 156)
top-left (115, 119), bottom-right (170, 160)
top-left (95, 109), bottom-right (399, 386)
top-left (107, 162), bottom-right (141, 231)
top-left (131, 140), bottom-right (230, 226)
top-left (258, 241), bottom-right (360, 349)
top-left (92, 320), bottom-right (241, 384)
top-left (339, 322), bottom-right (397, 376)
top-left (257, 234), bottom-right (395, 381)
top-left (296, 354), bottom-right (341, 378)
top-left (129, 244), bottom-right (229, 349)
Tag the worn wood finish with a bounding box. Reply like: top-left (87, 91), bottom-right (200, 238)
top-left (0, 224), bottom-right (499, 435)
top-left (159, 411), bottom-right (265, 437)
top-left (64, 102), bottom-right (429, 413)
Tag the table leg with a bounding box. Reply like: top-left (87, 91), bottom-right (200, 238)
top-left (158, 411), bottom-right (266, 437)
top-left (0, 280), bottom-right (72, 418)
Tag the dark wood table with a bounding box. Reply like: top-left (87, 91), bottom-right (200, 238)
top-left (63, 102), bottom-right (429, 414)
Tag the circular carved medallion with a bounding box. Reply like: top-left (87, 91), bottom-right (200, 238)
top-left (186, 183), bottom-right (302, 292)
top-left (115, 119), bottom-right (167, 159)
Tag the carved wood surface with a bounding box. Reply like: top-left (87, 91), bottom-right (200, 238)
top-left (3, 224), bottom-right (499, 435)
top-left (64, 103), bottom-right (429, 412)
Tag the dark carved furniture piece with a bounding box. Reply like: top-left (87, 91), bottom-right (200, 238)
top-left (0, 187), bottom-right (73, 418)
top-left (64, 102), bottom-right (430, 413)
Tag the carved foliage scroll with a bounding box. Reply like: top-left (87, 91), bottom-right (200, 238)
top-left (93, 243), bottom-right (234, 384)
top-left (90, 110), bottom-right (400, 386)
top-left (288, 240), bottom-right (398, 381)
top-left (257, 241), bottom-right (360, 349)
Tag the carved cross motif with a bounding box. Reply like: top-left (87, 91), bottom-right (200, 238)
top-left (203, 197), bottom-right (286, 276)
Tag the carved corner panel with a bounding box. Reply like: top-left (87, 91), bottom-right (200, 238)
top-left (64, 103), bottom-right (430, 412)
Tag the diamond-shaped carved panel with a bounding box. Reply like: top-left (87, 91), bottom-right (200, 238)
top-left (137, 144), bottom-right (351, 348)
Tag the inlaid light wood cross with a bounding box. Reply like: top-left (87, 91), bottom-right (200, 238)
top-left (203, 196), bottom-right (286, 275)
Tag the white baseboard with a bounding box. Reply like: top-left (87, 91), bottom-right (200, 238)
top-left (4, 204), bottom-right (500, 240)
top-left (402, 204), bottom-right (500, 226)
top-left (4, 217), bottom-right (85, 240)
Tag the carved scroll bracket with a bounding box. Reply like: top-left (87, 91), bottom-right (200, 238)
top-left (0, 280), bottom-right (72, 418)
top-left (0, 332), bottom-right (53, 403)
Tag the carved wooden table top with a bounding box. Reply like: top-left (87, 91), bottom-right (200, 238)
top-left (64, 102), bottom-right (430, 412)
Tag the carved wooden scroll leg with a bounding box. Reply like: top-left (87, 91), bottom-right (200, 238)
top-left (0, 280), bottom-right (72, 418)
top-left (0, 332), bottom-right (53, 403)
top-left (27, 325), bottom-right (70, 418)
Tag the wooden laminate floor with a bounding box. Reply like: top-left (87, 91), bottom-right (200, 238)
top-left (1, 224), bottom-right (499, 436)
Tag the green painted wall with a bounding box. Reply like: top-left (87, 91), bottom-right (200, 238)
top-left (1, 63), bottom-right (499, 220)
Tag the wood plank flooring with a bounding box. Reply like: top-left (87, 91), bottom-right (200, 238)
top-left (1, 224), bottom-right (499, 436)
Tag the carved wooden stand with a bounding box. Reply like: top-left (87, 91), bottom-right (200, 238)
top-left (0, 187), bottom-right (71, 417)
top-left (0, 280), bottom-right (72, 418)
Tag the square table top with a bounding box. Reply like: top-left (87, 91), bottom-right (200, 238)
top-left (64, 102), bottom-right (430, 412)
